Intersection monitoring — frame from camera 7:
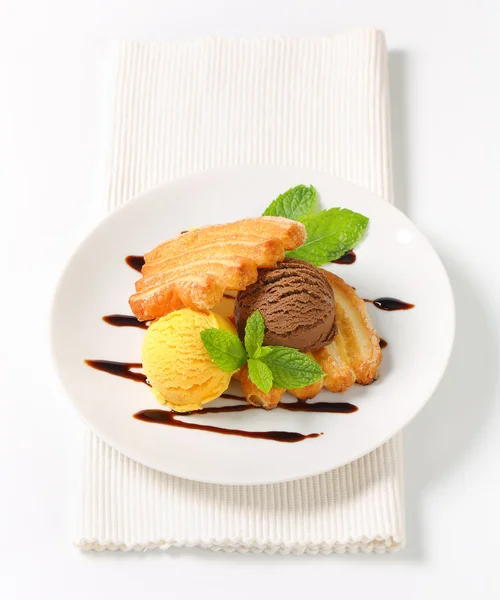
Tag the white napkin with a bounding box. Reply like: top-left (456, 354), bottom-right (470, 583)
top-left (77, 31), bottom-right (405, 553)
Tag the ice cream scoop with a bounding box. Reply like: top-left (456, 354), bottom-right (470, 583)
top-left (234, 258), bottom-right (336, 352)
top-left (141, 308), bottom-right (236, 412)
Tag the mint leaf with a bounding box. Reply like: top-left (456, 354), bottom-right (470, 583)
top-left (254, 346), bottom-right (273, 359)
top-left (244, 310), bottom-right (265, 358)
top-left (247, 358), bottom-right (273, 393)
top-left (263, 185), bottom-right (317, 220)
top-left (260, 347), bottom-right (324, 388)
top-left (200, 329), bottom-right (247, 372)
top-left (287, 208), bottom-right (368, 266)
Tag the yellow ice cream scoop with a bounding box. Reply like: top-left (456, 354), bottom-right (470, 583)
top-left (142, 308), bottom-right (236, 412)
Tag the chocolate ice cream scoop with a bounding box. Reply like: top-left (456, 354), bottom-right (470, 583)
top-left (234, 258), bottom-right (336, 352)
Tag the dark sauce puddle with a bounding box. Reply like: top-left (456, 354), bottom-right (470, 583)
top-left (125, 255), bottom-right (145, 273)
top-left (103, 314), bottom-right (148, 329)
top-left (331, 250), bottom-right (356, 265)
top-left (364, 297), bottom-right (415, 311)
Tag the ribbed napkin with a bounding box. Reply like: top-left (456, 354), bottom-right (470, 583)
top-left (77, 31), bottom-right (405, 553)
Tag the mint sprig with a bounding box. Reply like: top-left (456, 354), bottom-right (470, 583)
top-left (259, 347), bottom-right (325, 388)
top-left (199, 329), bottom-right (247, 372)
top-left (254, 346), bottom-right (273, 359)
top-left (247, 358), bottom-right (273, 394)
top-left (262, 186), bottom-right (369, 267)
top-left (244, 310), bottom-right (265, 358)
top-left (287, 208), bottom-right (369, 266)
top-left (200, 310), bottom-right (325, 394)
top-left (263, 185), bottom-right (317, 221)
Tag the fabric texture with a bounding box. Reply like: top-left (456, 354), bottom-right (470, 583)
top-left (77, 31), bottom-right (405, 553)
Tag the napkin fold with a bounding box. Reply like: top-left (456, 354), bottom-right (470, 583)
top-left (77, 31), bottom-right (405, 553)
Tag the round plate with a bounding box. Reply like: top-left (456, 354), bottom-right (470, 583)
top-left (51, 167), bottom-right (454, 484)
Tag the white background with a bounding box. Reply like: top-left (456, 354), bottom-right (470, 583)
top-left (1, 1), bottom-right (499, 598)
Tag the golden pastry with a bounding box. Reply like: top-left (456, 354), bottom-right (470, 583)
top-left (129, 217), bottom-right (306, 321)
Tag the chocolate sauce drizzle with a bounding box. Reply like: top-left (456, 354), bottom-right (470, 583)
top-left (277, 401), bottom-right (357, 414)
top-left (125, 255), bottom-right (145, 273)
top-left (102, 314), bottom-right (148, 329)
top-left (134, 410), bottom-right (320, 443)
top-left (364, 297), bottom-right (415, 311)
top-left (332, 250), bottom-right (356, 265)
top-left (379, 338), bottom-right (388, 349)
top-left (193, 395), bottom-right (358, 416)
top-left (134, 397), bottom-right (358, 442)
top-left (84, 360), bottom-right (357, 442)
top-left (85, 360), bottom-right (149, 385)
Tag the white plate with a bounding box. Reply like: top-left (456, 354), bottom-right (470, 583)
top-left (51, 167), bottom-right (454, 485)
